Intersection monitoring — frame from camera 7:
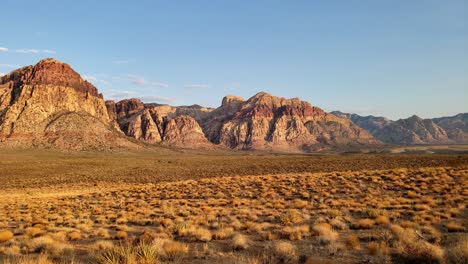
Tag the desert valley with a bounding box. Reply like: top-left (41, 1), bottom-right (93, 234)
top-left (0, 58), bottom-right (466, 264)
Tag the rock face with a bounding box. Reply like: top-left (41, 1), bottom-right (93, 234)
top-left (334, 111), bottom-right (467, 144)
top-left (108, 99), bottom-right (214, 148)
top-left (0, 58), bottom-right (134, 150)
top-left (199, 92), bottom-right (378, 151)
top-left (374, 115), bottom-right (449, 144)
top-left (433, 113), bottom-right (468, 143)
top-left (108, 92), bottom-right (378, 151)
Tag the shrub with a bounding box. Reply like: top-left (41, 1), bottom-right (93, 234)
top-left (67, 231), bottom-right (81, 241)
top-left (0, 230), bottom-right (14, 242)
top-left (354, 219), bottom-right (375, 229)
top-left (192, 227), bottom-right (212, 242)
top-left (375, 216), bottom-right (390, 225)
top-left (115, 231), bottom-right (128, 240)
top-left (393, 240), bottom-right (444, 263)
top-left (446, 236), bottom-right (468, 264)
top-left (346, 235), bottom-right (360, 250)
top-left (272, 241), bottom-right (297, 262)
top-left (162, 241), bottom-right (188, 259)
top-left (213, 227), bottom-right (234, 240)
top-left (312, 223), bottom-right (338, 244)
top-left (368, 241), bottom-right (389, 255)
top-left (446, 222), bottom-right (465, 232)
top-left (232, 234), bottom-right (249, 250)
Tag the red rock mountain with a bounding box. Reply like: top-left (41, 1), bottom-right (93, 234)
top-left (0, 58), bottom-right (380, 151)
top-left (107, 92), bottom-right (379, 151)
top-left (0, 58), bottom-right (134, 150)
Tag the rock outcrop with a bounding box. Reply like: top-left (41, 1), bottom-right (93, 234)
top-left (199, 92), bottom-right (378, 151)
top-left (0, 58), bottom-right (134, 150)
top-left (107, 99), bottom-right (215, 148)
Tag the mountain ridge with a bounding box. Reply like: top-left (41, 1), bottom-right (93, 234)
top-left (0, 58), bottom-right (466, 151)
top-left (332, 111), bottom-right (467, 145)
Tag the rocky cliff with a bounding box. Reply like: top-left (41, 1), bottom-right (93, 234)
top-left (0, 58), bottom-right (134, 150)
top-left (200, 92), bottom-right (378, 151)
top-left (108, 92), bottom-right (379, 151)
top-left (106, 99), bottom-right (214, 148)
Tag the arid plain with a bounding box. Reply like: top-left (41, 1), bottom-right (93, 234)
top-left (0, 149), bottom-right (466, 264)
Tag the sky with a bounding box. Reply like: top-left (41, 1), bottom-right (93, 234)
top-left (0, 0), bottom-right (466, 120)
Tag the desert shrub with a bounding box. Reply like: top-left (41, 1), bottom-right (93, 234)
top-left (93, 240), bottom-right (114, 251)
top-left (446, 222), bottom-right (465, 232)
top-left (0, 230), bottom-right (14, 242)
top-left (192, 227), bottom-right (212, 242)
top-left (99, 243), bottom-right (136, 264)
top-left (232, 233), bottom-right (249, 250)
top-left (115, 231), bottom-right (128, 240)
top-left (354, 218), bottom-right (375, 229)
top-left (368, 241), bottom-right (389, 255)
top-left (279, 210), bottom-right (303, 225)
top-left (213, 227), bottom-right (234, 240)
top-left (346, 235), bottom-right (360, 250)
top-left (375, 215), bottom-right (390, 225)
top-left (312, 223), bottom-right (338, 244)
top-left (25, 227), bottom-right (45, 238)
top-left (393, 240), bottom-right (444, 264)
top-left (67, 231), bottom-right (81, 241)
top-left (271, 241), bottom-right (297, 263)
top-left (446, 236), bottom-right (468, 264)
top-left (161, 240), bottom-right (188, 259)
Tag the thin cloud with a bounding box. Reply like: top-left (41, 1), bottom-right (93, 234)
top-left (0, 47), bottom-right (8, 52)
top-left (103, 90), bottom-right (173, 104)
top-left (127, 74), bottom-right (168, 88)
top-left (15, 49), bottom-right (56, 54)
top-left (184, 84), bottom-right (211, 89)
top-left (16, 49), bottom-right (40, 54)
top-left (0, 72), bottom-right (5, 77)
top-left (127, 74), bottom-right (147, 86)
top-left (137, 95), bottom-right (173, 104)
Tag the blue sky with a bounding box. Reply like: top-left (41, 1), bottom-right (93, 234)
top-left (0, 0), bottom-right (466, 119)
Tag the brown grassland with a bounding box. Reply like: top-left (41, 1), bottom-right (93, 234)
top-left (0, 149), bottom-right (467, 263)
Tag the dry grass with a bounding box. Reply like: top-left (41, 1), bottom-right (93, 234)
top-left (0, 151), bottom-right (466, 263)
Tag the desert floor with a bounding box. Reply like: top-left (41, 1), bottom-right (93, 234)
top-left (0, 149), bottom-right (466, 264)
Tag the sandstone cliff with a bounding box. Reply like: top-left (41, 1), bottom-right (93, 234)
top-left (200, 92), bottom-right (378, 151)
top-left (0, 58), bottom-right (135, 150)
top-left (107, 99), bottom-right (215, 148)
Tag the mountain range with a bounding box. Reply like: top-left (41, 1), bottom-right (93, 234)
top-left (0, 58), bottom-right (466, 151)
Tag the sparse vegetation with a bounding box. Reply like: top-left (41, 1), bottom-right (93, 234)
top-left (0, 151), bottom-right (466, 263)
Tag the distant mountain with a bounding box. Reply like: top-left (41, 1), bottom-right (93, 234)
top-left (331, 111), bottom-right (392, 135)
top-left (433, 113), bottom-right (468, 143)
top-left (332, 111), bottom-right (467, 144)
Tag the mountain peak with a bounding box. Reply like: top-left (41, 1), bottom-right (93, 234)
top-left (221, 95), bottom-right (245, 107)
